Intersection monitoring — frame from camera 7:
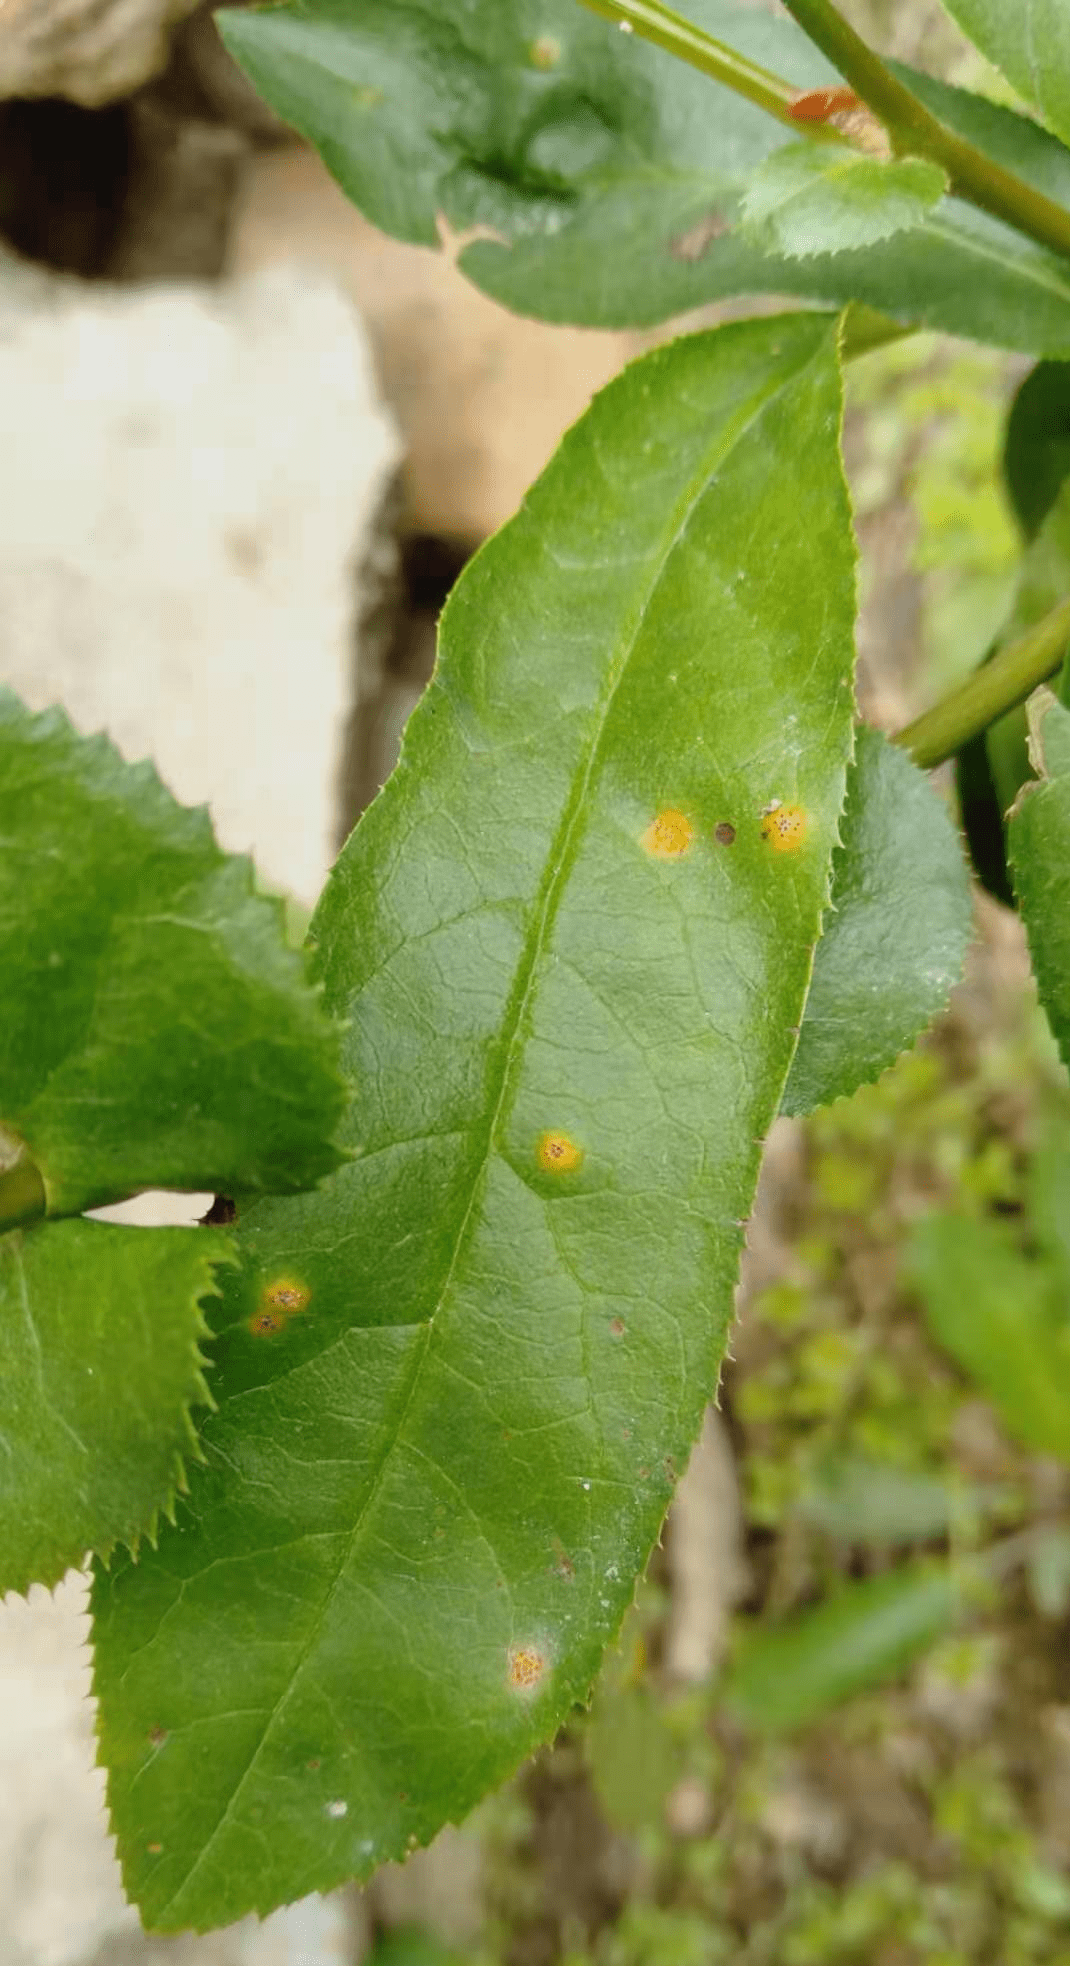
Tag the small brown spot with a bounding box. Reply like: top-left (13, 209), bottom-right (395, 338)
top-left (551, 1540), bottom-right (575, 1580)
top-left (642, 807), bottom-right (695, 859)
top-left (508, 1643), bottom-right (548, 1694)
top-left (530, 33), bottom-right (560, 67)
top-left (538, 1130), bottom-right (583, 1175)
top-left (398, 1791), bottom-right (409, 1803)
top-left (664, 1455), bottom-right (677, 1481)
top-left (147, 1842), bottom-right (163, 1856)
top-left (307, 1758), bottom-right (321, 1771)
top-left (249, 1275), bottom-right (311, 1336)
top-left (714, 822), bottom-right (736, 846)
top-left (224, 525), bottom-right (263, 576)
top-left (147, 1726), bottom-right (168, 1749)
top-left (638, 1465), bottom-right (651, 1480)
top-left (761, 803), bottom-right (807, 854)
top-left (265, 1278), bottom-right (310, 1313)
top-left (609, 1317), bottom-right (626, 1339)
top-left (249, 1307), bottom-right (285, 1337)
top-left (671, 211), bottom-right (728, 261)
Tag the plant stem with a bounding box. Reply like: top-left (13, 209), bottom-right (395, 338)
top-left (0, 1149), bottom-right (47, 1233)
top-left (894, 597), bottom-right (1070, 770)
top-left (575, 0), bottom-right (838, 134)
top-left (780, 0), bottom-right (1070, 262)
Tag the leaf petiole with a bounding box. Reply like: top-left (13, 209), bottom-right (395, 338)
top-left (895, 596), bottom-right (1070, 771)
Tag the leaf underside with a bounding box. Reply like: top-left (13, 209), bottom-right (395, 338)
top-left (937, 0), bottom-right (1070, 152)
top-left (0, 691), bottom-right (347, 1218)
top-left (218, 0), bottom-right (1070, 354)
top-left (782, 727), bottom-right (973, 1116)
top-left (92, 314), bottom-right (857, 1933)
top-left (0, 1221), bottom-right (230, 1596)
top-left (741, 147), bottom-right (947, 260)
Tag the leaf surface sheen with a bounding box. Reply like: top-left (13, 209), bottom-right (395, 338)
top-left (741, 147), bottom-right (947, 260)
top-left (218, 0), bottom-right (1070, 354)
top-left (92, 317), bottom-right (857, 1931)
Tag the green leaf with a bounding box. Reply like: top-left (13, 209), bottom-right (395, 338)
top-left (909, 1210), bottom-right (1070, 1461)
top-left (781, 727), bottom-right (972, 1117)
top-left (721, 1561), bottom-right (965, 1732)
top-left (0, 692), bottom-right (347, 1218)
top-left (741, 146), bottom-right (947, 260)
top-left (796, 1451), bottom-right (1000, 1546)
top-left (217, 0), bottom-right (1070, 355)
top-left (936, 0), bottom-right (1070, 151)
top-left (955, 426), bottom-right (1070, 906)
top-left (1004, 360), bottom-right (1070, 542)
top-left (92, 314), bottom-right (858, 1933)
top-left (0, 1220), bottom-right (229, 1596)
top-left (1009, 689), bottom-right (1070, 1077)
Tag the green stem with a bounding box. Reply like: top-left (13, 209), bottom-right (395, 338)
top-left (0, 1149), bottom-right (47, 1234)
top-left (894, 597), bottom-right (1070, 770)
top-left (780, 0), bottom-right (1070, 263)
top-left (575, 0), bottom-right (839, 133)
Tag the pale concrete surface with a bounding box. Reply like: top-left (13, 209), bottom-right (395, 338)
top-left (229, 146), bottom-right (643, 543)
top-left (0, 254), bottom-right (398, 907)
top-left (0, 254), bottom-right (399, 1963)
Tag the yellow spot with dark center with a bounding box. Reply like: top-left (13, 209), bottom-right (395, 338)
top-left (530, 34), bottom-right (561, 67)
top-left (642, 807), bottom-right (694, 859)
top-left (248, 1275), bottom-right (311, 1337)
top-left (508, 1644), bottom-right (548, 1694)
top-left (538, 1130), bottom-right (583, 1175)
top-left (761, 803), bottom-right (807, 854)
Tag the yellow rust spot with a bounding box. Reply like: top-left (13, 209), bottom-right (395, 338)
top-left (761, 803), bottom-right (807, 854)
top-left (146, 1842), bottom-right (163, 1856)
top-left (530, 33), bottom-right (561, 67)
top-left (538, 1130), bottom-right (583, 1175)
top-left (508, 1643), bottom-right (548, 1694)
top-left (248, 1275), bottom-right (311, 1338)
top-left (642, 807), bottom-right (695, 859)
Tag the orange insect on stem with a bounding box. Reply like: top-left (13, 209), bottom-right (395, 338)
top-left (788, 85), bottom-right (862, 122)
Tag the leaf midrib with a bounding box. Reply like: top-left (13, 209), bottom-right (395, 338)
top-left (153, 328), bottom-right (829, 1923)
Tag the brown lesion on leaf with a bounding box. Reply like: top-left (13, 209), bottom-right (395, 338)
top-left (671, 212), bottom-right (729, 261)
top-left (761, 801), bottom-right (808, 854)
top-left (538, 1130), bottom-right (584, 1175)
top-left (508, 1643), bottom-right (549, 1694)
top-left (642, 807), bottom-right (695, 858)
top-left (714, 821), bottom-right (736, 846)
top-left (530, 34), bottom-right (561, 68)
top-left (248, 1275), bottom-right (311, 1338)
top-left (147, 1726), bottom-right (168, 1750)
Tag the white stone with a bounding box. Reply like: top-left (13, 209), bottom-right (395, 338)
top-left (0, 255), bottom-right (399, 909)
top-left (0, 254), bottom-right (398, 1959)
top-left (0, 0), bottom-right (202, 106)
